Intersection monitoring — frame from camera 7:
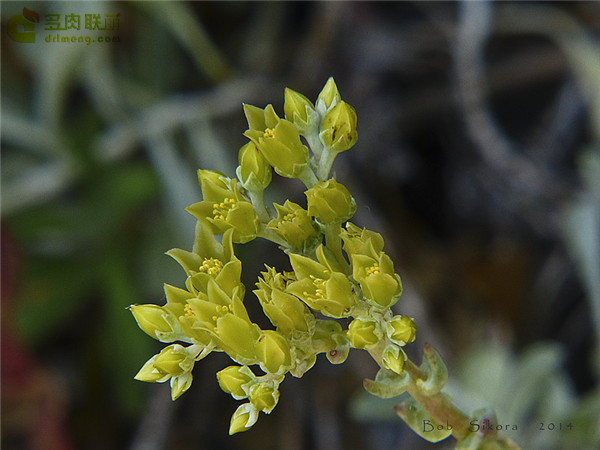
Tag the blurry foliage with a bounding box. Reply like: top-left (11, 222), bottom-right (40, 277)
top-left (1, 1), bottom-right (600, 449)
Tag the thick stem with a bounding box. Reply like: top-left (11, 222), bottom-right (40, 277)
top-left (248, 189), bottom-right (270, 223)
top-left (298, 166), bottom-right (319, 189)
top-left (317, 147), bottom-right (338, 181)
top-left (403, 359), bottom-right (472, 441)
top-left (305, 130), bottom-right (325, 164)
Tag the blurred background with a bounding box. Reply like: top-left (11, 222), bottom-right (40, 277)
top-left (2, 1), bottom-right (600, 449)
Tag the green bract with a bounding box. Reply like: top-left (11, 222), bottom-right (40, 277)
top-left (130, 78), bottom-right (417, 436)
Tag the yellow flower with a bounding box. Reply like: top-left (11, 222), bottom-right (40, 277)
top-left (267, 200), bottom-right (320, 252)
top-left (351, 252), bottom-right (402, 309)
top-left (286, 245), bottom-right (356, 318)
top-left (243, 104), bottom-right (310, 179)
top-left (186, 175), bottom-right (259, 244)
top-left (254, 266), bottom-right (315, 336)
top-left (134, 344), bottom-right (199, 400)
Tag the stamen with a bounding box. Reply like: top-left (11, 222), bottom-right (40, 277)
top-left (212, 198), bottom-right (237, 221)
top-left (366, 264), bottom-right (380, 276)
top-left (184, 304), bottom-right (195, 317)
top-left (199, 257), bottom-right (224, 275)
top-left (263, 128), bottom-right (275, 138)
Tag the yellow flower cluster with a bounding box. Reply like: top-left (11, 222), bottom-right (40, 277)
top-left (130, 78), bottom-right (416, 435)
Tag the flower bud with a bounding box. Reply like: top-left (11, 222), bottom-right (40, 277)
top-left (382, 343), bottom-right (407, 375)
top-left (246, 119), bottom-right (310, 179)
top-left (267, 200), bottom-right (320, 252)
top-left (153, 344), bottom-right (195, 377)
top-left (255, 330), bottom-right (292, 374)
top-left (229, 403), bottom-right (259, 435)
top-left (216, 313), bottom-right (261, 362)
top-left (134, 355), bottom-right (170, 383)
top-left (236, 141), bottom-right (272, 191)
top-left (248, 382), bottom-right (280, 413)
top-left (347, 318), bottom-right (382, 349)
top-left (305, 179), bottom-right (356, 224)
top-left (197, 169), bottom-right (231, 191)
top-left (217, 365), bottom-right (254, 399)
top-left (129, 304), bottom-right (184, 343)
top-left (284, 87), bottom-right (319, 133)
top-left (316, 77), bottom-right (341, 115)
top-left (319, 101), bottom-right (357, 152)
top-left (387, 315), bottom-right (417, 346)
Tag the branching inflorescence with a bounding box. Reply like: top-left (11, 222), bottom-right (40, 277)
top-left (130, 79), bottom-right (520, 448)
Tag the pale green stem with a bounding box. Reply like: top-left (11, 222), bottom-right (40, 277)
top-left (402, 358), bottom-right (472, 441)
top-left (317, 147), bottom-right (338, 181)
top-left (305, 130), bottom-right (325, 164)
top-left (298, 166), bottom-right (318, 189)
top-left (367, 344), bottom-right (519, 446)
top-left (248, 189), bottom-right (270, 223)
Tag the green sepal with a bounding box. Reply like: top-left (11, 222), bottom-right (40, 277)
top-left (363, 367), bottom-right (411, 399)
top-left (394, 395), bottom-right (453, 443)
